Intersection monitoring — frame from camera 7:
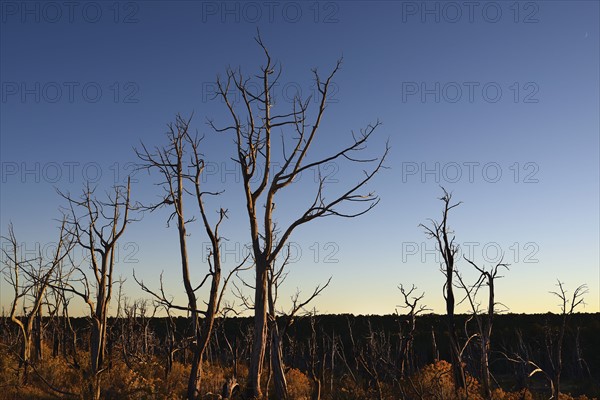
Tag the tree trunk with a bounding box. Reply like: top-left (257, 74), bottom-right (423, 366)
top-left (90, 319), bottom-right (103, 374)
top-left (247, 256), bottom-right (269, 399)
top-left (447, 274), bottom-right (466, 390)
top-left (188, 277), bottom-right (220, 400)
top-left (431, 326), bottom-right (439, 362)
top-left (34, 310), bottom-right (43, 362)
top-left (89, 318), bottom-right (104, 400)
top-left (166, 324), bottom-right (174, 378)
top-left (53, 328), bottom-right (60, 358)
top-left (448, 326), bottom-right (466, 391)
top-left (20, 329), bottom-right (32, 383)
top-left (552, 375), bottom-right (560, 400)
top-left (187, 350), bottom-right (202, 400)
top-left (312, 378), bottom-right (321, 400)
top-left (481, 335), bottom-right (492, 399)
top-left (270, 321), bottom-right (288, 400)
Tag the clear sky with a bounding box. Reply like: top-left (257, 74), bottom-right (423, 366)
top-left (1, 1), bottom-right (598, 316)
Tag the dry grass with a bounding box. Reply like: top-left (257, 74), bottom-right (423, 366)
top-left (0, 346), bottom-right (595, 400)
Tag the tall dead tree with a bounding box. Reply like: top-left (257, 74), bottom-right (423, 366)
top-left (59, 179), bottom-right (133, 400)
top-left (2, 220), bottom-right (72, 382)
top-left (210, 34), bottom-right (388, 399)
top-left (135, 115), bottom-right (245, 400)
top-left (500, 281), bottom-right (588, 399)
top-left (457, 257), bottom-right (509, 399)
top-left (420, 188), bottom-right (466, 390)
top-left (547, 281), bottom-right (588, 399)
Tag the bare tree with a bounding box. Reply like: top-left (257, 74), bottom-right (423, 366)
top-left (420, 188), bottom-right (466, 390)
top-left (396, 284), bottom-right (428, 378)
top-left (356, 320), bottom-right (393, 400)
top-left (307, 314), bottom-right (325, 400)
top-left (499, 281), bottom-right (588, 399)
top-left (546, 281), bottom-right (588, 399)
top-left (53, 262), bottom-right (81, 370)
top-left (573, 326), bottom-right (592, 381)
top-left (2, 220), bottom-right (72, 382)
top-left (501, 281), bottom-right (588, 400)
top-left (210, 34), bottom-right (388, 399)
top-left (135, 115), bottom-right (245, 400)
top-left (58, 179), bottom-right (133, 400)
top-left (161, 304), bottom-right (184, 379)
top-left (456, 257), bottom-right (509, 399)
top-left (118, 297), bottom-right (158, 369)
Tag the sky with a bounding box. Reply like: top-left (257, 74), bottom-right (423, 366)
top-left (1, 0), bottom-right (598, 317)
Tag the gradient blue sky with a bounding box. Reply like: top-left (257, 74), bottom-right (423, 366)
top-left (1, 1), bottom-right (598, 316)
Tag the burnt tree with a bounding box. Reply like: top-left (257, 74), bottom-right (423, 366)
top-left (209, 34), bottom-right (388, 399)
top-left (59, 179), bottom-right (134, 400)
top-left (420, 188), bottom-right (467, 390)
top-left (135, 115), bottom-right (245, 400)
top-left (2, 220), bottom-right (72, 382)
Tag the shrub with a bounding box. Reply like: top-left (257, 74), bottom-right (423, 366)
top-left (491, 388), bottom-right (535, 400)
top-left (401, 360), bottom-right (484, 400)
top-left (286, 368), bottom-right (312, 400)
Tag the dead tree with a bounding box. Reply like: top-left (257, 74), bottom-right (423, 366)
top-left (396, 284), bottom-right (428, 378)
top-left (431, 326), bottom-right (439, 362)
top-left (457, 257), bottom-right (509, 399)
top-left (163, 305), bottom-right (181, 378)
top-left (44, 264), bottom-right (78, 363)
top-left (210, 34), bottom-right (388, 399)
top-left (341, 317), bottom-right (360, 387)
top-left (2, 220), bottom-right (72, 382)
top-left (135, 115), bottom-right (246, 400)
top-left (573, 326), bottom-right (592, 380)
top-left (53, 264), bottom-right (81, 370)
top-left (511, 329), bottom-right (534, 390)
top-left (546, 281), bottom-right (588, 399)
top-left (58, 179), bottom-right (133, 400)
top-left (356, 321), bottom-right (387, 400)
top-left (215, 313), bottom-right (241, 399)
top-left (307, 314), bottom-right (325, 400)
top-left (499, 281), bottom-right (588, 399)
top-left (420, 188), bottom-right (466, 390)
top-left (118, 298), bottom-right (158, 368)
